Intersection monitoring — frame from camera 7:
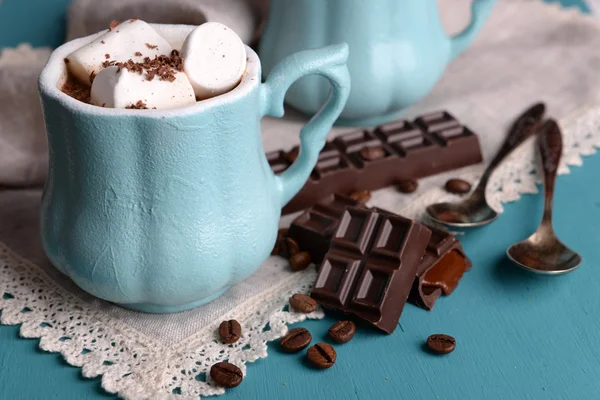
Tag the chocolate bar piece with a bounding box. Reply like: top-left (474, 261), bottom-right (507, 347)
top-left (311, 207), bottom-right (432, 334)
top-left (408, 225), bottom-right (472, 310)
top-left (267, 111), bottom-right (483, 214)
top-left (288, 194), bottom-right (362, 264)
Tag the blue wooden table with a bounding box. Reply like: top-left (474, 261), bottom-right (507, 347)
top-left (1, 1), bottom-right (598, 399)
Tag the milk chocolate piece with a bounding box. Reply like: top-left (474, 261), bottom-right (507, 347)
top-left (288, 194), bottom-right (361, 264)
top-left (267, 111), bottom-right (483, 214)
top-left (408, 226), bottom-right (472, 310)
top-left (311, 207), bottom-right (432, 334)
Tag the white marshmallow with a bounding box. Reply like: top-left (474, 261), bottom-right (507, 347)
top-left (181, 22), bottom-right (247, 100)
top-left (66, 19), bottom-right (172, 86)
top-left (90, 66), bottom-right (196, 109)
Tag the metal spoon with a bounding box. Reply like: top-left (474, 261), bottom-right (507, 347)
top-left (506, 120), bottom-right (582, 275)
top-left (426, 102), bottom-right (546, 227)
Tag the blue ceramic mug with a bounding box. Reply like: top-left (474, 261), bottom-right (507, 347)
top-left (259, 0), bottom-right (497, 126)
top-left (38, 24), bottom-right (350, 313)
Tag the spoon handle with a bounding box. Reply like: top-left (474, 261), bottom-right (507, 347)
top-left (476, 103), bottom-right (546, 191)
top-left (538, 119), bottom-right (563, 226)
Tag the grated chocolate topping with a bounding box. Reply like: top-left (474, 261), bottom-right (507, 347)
top-left (109, 20), bottom-right (120, 31)
top-left (102, 50), bottom-right (184, 82)
top-left (125, 100), bottom-right (148, 109)
top-left (61, 76), bottom-right (91, 103)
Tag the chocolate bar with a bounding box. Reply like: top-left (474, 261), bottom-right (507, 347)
top-left (288, 193), bottom-right (362, 264)
top-left (409, 226), bottom-right (472, 310)
top-left (290, 196), bottom-right (472, 311)
top-left (310, 207), bottom-right (432, 334)
top-left (267, 111), bottom-right (483, 214)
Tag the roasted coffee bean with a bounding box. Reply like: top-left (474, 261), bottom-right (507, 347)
top-left (289, 293), bottom-right (317, 313)
top-left (218, 319), bottom-right (242, 344)
top-left (437, 210), bottom-right (467, 224)
top-left (328, 320), bottom-right (356, 343)
top-left (272, 228), bottom-right (289, 256)
top-left (285, 237), bottom-right (300, 256)
top-left (285, 148), bottom-right (299, 164)
top-left (271, 242), bottom-right (279, 256)
top-left (445, 179), bottom-right (471, 194)
top-left (359, 146), bottom-right (385, 161)
top-left (350, 190), bottom-right (371, 204)
top-left (397, 179), bottom-right (418, 193)
top-left (290, 251), bottom-right (311, 271)
top-left (280, 327), bottom-right (312, 352)
top-left (426, 334), bottom-right (456, 354)
top-left (307, 343), bottom-right (336, 369)
top-left (210, 362), bottom-right (243, 388)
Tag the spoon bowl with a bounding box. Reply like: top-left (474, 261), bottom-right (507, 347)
top-left (505, 119), bottom-right (582, 275)
top-left (426, 103), bottom-right (546, 228)
top-left (506, 233), bottom-right (582, 275)
top-left (426, 198), bottom-right (498, 227)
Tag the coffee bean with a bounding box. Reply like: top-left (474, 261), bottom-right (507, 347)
top-left (426, 334), bottom-right (456, 354)
top-left (328, 320), bottom-right (356, 343)
top-left (289, 251), bottom-right (311, 271)
top-left (271, 242), bottom-right (279, 256)
top-left (359, 146), bottom-right (386, 161)
top-left (271, 228), bottom-right (289, 256)
top-left (397, 179), bottom-right (418, 193)
top-left (437, 210), bottom-right (467, 224)
top-left (218, 319), bottom-right (242, 344)
top-left (210, 362), bottom-right (243, 388)
top-left (445, 179), bottom-right (471, 195)
top-left (280, 327), bottom-right (312, 352)
top-left (307, 343), bottom-right (336, 369)
top-left (272, 228), bottom-right (289, 256)
top-left (285, 148), bottom-right (299, 164)
top-left (350, 190), bottom-right (371, 204)
top-left (285, 237), bottom-right (300, 256)
top-left (289, 293), bottom-right (317, 313)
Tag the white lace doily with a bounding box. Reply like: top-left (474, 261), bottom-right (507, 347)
top-left (2, 1), bottom-right (600, 399)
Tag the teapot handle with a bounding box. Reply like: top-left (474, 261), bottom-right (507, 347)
top-left (260, 43), bottom-right (351, 209)
top-left (449, 0), bottom-right (496, 61)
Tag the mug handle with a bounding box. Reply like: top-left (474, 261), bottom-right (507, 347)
top-left (261, 43), bottom-right (351, 209)
top-left (449, 0), bottom-right (496, 61)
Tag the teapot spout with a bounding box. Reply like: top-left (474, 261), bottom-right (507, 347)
top-left (449, 0), bottom-right (497, 61)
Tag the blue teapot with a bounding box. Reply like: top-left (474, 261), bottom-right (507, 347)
top-left (259, 0), bottom-right (497, 126)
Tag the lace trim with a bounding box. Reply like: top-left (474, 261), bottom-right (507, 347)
top-left (0, 246), bottom-right (323, 399)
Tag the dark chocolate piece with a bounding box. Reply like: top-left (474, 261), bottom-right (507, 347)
top-left (287, 194), bottom-right (361, 264)
top-left (408, 225), bottom-right (472, 310)
top-left (311, 207), bottom-right (432, 334)
top-left (266, 111), bottom-right (483, 214)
